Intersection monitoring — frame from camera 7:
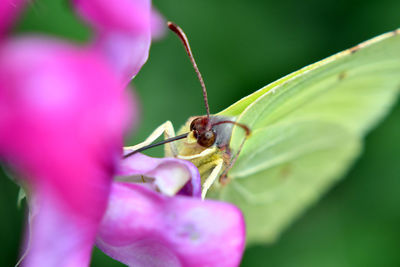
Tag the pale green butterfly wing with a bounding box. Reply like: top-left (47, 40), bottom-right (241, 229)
top-left (215, 30), bottom-right (400, 244)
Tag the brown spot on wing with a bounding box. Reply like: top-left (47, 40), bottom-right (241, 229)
top-left (338, 71), bottom-right (347, 80)
top-left (219, 174), bottom-right (231, 185)
top-left (393, 29), bottom-right (400, 35)
top-left (349, 44), bottom-right (362, 54)
top-left (280, 164), bottom-right (292, 179)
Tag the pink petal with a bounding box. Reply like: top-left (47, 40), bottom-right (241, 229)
top-left (94, 31), bottom-right (150, 83)
top-left (0, 0), bottom-right (25, 37)
top-left (0, 37), bottom-right (133, 266)
top-left (118, 151), bottom-right (201, 197)
top-left (21, 187), bottom-right (100, 266)
top-left (96, 183), bottom-right (246, 267)
top-left (150, 8), bottom-right (166, 40)
top-left (73, 0), bottom-right (159, 83)
top-left (73, 0), bottom-right (150, 33)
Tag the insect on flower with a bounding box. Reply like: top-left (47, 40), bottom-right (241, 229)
top-left (124, 22), bottom-right (251, 200)
top-left (125, 23), bottom-right (400, 244)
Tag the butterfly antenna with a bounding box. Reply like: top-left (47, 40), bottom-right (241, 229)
top-left (168, 22), bottom-right (211, 120)
top-left (211, 120), bottom-right (251, 136)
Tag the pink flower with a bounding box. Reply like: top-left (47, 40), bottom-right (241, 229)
top-left (0, 1), bottom-right (246, 266)
top-left (0, 0), bottom-right (159, 266)
top-left (74, 0), bottom-right (165, 84)
top-left (96, 152), bottom-right (246, 267)
top-left (0, 37), bottom-right (132, 266)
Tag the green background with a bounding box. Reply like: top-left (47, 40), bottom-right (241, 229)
top-left (1, 0), bottom-right (399, 266)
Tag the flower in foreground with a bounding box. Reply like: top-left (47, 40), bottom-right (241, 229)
top-left (0, 1), bottom-right (246, 266)
top-left (0, 36), bottom-right (131, 266)
top-left (0, 0), bottom-right (151, 266)
top-left (97, 152), bottom-right (245, 267)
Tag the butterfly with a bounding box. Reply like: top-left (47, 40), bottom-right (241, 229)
top-left (126, 24), bottom-right (400, 244)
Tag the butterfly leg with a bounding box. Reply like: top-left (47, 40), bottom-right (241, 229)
top-left (124, 121), bottom-right (178, 157)
top-left (177, 146), bottom-right (217, 160)
top-left (201, 158), bottom-right (224, 199)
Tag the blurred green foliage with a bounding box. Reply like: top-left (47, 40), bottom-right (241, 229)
top-left (0, 0), bottom-right (399, 266)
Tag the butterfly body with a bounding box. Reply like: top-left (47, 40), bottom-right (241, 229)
top-left (174, 115), bottom-right (237, 194)
top-left (128, 27), bottom-right (400, 244)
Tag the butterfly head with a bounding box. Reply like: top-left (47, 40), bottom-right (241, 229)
top-left (189, 116), bottom-right (216, 148)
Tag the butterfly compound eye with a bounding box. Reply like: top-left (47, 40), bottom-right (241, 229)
top-left (190, 118), bottom-right (199, 131)
top-left (197, 130), bottom-right (216, 147)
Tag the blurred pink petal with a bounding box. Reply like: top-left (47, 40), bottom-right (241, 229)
top-left (0, 37), bottom-right (132, 266)
top-left (73, 0), bottom-right (162, 83)
top-left (97, 183), bottom-right (246, 267)
top-left (21, 188), bottom-right (100, 266)
top-left (0, 0), bottom-right (25, 37)
top-left (118, 151), bottom-right (201, 197)
top-left (73, 0), bottom-right (150, 33)
top-left (150, 8), bottom-right (166, 40)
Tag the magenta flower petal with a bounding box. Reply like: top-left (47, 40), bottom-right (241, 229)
top-left (73, 0), bottom-right (157, 83)
top-left (73, 0), bottom-right (150, 33)
top-left (118, 151), bottom-right (201, 198)
top-left (150, 8), bottom-right (166, 40)
top-left (0, 37), bottom-right (132, 266)
top-left (21, 188), bottom-right (100, 266)
top-left (0, 0), bottom-right (25, 37)
top-left (96, 183), bottom-right (246, 267)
